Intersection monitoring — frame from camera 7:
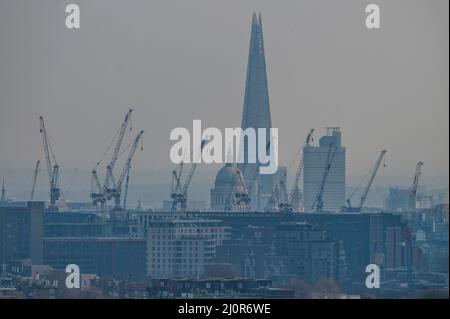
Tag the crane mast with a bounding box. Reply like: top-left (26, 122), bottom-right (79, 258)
top-left (90, 109), bottom-right (133, 208)
top-left (223, 164), bottom-right (252, 212)
top-left (357, 150), bottom-right (386, 211)
top-left (111, 129), bottom-right (144, 211)
top-left (234, 167), bottom-right (251, 211)
top-left (346, 150), bottom-right (386, 212)
top-left (312, 143), bottom-right (338, 212)
top-left (409, 161), bottom-right (424, 211)
top-left (170, 138), bottom-right (208, 212)
top-left (90, 170), bottom-right (105, 206)
top-left (277, 129), bottom-right (315, 212)
top-left (39, 116), bottom-right (60, 211)
top-left (122, 165), bottom-right (131, 210)
top-left (104, 109), bottom-right (133, 198)
top-left (224, 140), bottom-right (272, 212)
top-left (277, 178), bottom-right (290, 212)
top-left (289, 129), bottom-right (314, 203)
top-left (224, 164), bottom-right (239, 212)
top-left (30, 160), bottom-right (40, 201)
top-left (170, 163), bottom-right (184, 211)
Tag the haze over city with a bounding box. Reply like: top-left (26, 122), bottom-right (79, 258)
top-left (0, 0), bottom-right (448, 303)
top-left (0, 0), bottom-right (448, 207)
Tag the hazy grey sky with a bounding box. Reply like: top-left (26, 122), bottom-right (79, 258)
top-left (0, 0), bottom-right (448, 204)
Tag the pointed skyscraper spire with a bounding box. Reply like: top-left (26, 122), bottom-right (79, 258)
top-left (240, 13), bottom-right (274, 209)
top-left (241, 13), bottom-right (272, 133)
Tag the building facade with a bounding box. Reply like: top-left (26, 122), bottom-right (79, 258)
top-left (303, 127), bottom-right (346, 211)
top-left (44, 237), bottom-right (147, 280)
top-left (0, 201), bottom-right (44, 265)
top-left (385, 188), bottom-right (410, 211)
top-left (146, 219), bottom-right (227, 278)
top-left (274, 223), bottom-right (344, 284)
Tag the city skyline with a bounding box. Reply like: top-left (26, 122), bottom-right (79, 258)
top-left (0, 0), bottom-right (448, 302)
top-left (0, 1), bottom-right (448, 175)
top-left (0, 0), bottom-right (448, 208)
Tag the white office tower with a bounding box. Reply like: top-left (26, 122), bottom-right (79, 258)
top-left (303, 127), bottom-right (346, 212)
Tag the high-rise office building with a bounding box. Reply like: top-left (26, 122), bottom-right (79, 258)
top-left (239, 13), bottom-right (274, 210)
top-left (303, 128), bottom-right (346, 211)
top-left (211, 13), bottom-right (276, 211)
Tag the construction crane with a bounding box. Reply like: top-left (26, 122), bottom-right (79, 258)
top-left (123, 132), bottom-right (145, 210)
top-left (103, 109), bottom-right (133, 201)
top-left (90, 109), bottom-right (133, 208)
top-left (224, 164), bottom-right (252, 212)
top-left (277, 178), bottom-right (290, 212)
top-left (234, 167), bottom-right (251, 211)
top-left (311, 142), bottom-right (338, 212)
top-left (108, 130), bottom-right (144, 211)
top-left (170, 138), bottom-right (208, 212)
top-left (39, 116), bottom-right (61, 211)
top-left (122, 165), bottom-right (132, 210)
top-left (224, 164), bottom-right (238, 212)
top-left (30, 160), bottom-right (41, 201)
top-left (63, 168), bottom-right (78, 200)
top-left (289, 129), bottom-right (314, 209)
top-left (346, 150), bottom-right (386, 212)
top-left (170, 162), bottom-right (184, 211)
top-left (90, 170), bottom-right (106, 207)
top-left (224, 140), bottom-right (273, 212)
top-left (409, 161), bottom-right (424, 211)
top-left (277, 129), bottom-right (314, 212)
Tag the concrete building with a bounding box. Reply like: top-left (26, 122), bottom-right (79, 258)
top-left (416, 195), bottom-right (434, 209)
top-left (303, 127), bottom-right (346, 211)
top-left (214, 226), bottom-right (275, 279)
top-left (44, 237), bottom-right (146, 280)
top-left (0, 202), bottom-right (44, 265)
top-left (275, 223), bottom-right (345, 284)
top-left (186, 210), bottom-right (409, 282)
top-left (43, 211), bottom-right (140, 238)
top-left (162, 200), bottom-right (207, 212)
top-left (214, 223), bottom-right (346, 284)
top-left (385, 188), bottom-right (410, 211)
top-left (44, 212), bottom-right (105, 238)
top-left (146, 219), bottom-right (227, 278)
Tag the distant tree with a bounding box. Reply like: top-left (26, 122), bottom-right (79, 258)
top-left (202, 263), bottom-right (239, 278)
top-left (312, 278), bottom-right (341, 299)
top-left (285, 278), bottom-right (311, 299)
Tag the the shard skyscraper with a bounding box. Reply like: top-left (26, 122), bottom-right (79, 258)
top-left (240, 13), bottom-right (275, 209)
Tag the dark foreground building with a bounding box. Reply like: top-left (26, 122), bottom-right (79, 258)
top-left (43, 211), bottom-right (146, 279)
top-left (0, 202), bottom-right (44, 265)
top-left (186, 211), bottom-right (410, 284)
top-left (44, 237), bottom-right (146, 280)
